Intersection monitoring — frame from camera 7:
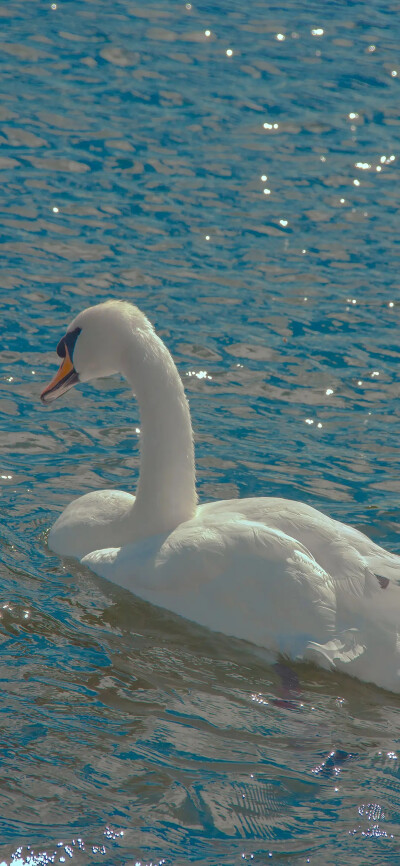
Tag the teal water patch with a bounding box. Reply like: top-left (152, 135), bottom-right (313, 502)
top-left (1, 0), bottom-right (400, 863)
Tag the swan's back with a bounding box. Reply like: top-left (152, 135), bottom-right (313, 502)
top-left (82, 496), bottom-right (400, 692)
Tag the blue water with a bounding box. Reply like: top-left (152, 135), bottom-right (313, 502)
top-left (1, 0), bottom-right (400, 863)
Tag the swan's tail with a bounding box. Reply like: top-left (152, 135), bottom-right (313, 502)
top-left (305, 625), bottom-right (400, 693)
top-left (364, 551), bottom-right (400, 587)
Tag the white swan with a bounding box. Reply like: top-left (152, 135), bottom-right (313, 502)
top-left (41, 300), bottom-right (400, 693)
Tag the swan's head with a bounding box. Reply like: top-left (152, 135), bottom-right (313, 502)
top-left (41, 300), bottom-right (150, 404)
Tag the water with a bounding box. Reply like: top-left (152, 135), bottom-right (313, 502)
top-left (1, 0), bottom-right (400, 862)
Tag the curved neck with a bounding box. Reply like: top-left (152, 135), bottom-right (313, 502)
top-left (121, 327), bottom-right (197, 538)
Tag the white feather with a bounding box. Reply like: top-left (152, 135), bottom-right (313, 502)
top-left (42, 301), bottom-right (400, 693)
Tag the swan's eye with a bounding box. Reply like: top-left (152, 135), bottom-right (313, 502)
top-left (56, 338), bottom-right (66, 359)
top-left (56, 327), bottom-right (81, 360)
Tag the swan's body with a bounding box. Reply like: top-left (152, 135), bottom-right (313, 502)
top-left (41, 301), bottom-right (400, 693)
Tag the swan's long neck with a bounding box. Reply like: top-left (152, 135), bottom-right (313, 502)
top-left (121, 325), bottom-right (197, 538)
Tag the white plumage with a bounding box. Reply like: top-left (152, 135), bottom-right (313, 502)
top-left (41, 300), bottom-right (400, 693)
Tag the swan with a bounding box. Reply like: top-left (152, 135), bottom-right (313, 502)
top-left (41, 300), bottom-right (400, 693)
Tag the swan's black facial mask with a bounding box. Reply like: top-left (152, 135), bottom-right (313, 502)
top-left (40, 327), bottom-right (81, 404)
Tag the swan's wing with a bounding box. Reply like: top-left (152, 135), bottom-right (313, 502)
top-left (81, 505), bottom-right (400, 690)
top-left (49, 489), bottom-right (135, 558)
top-left (82, 517), bottom-right (338, 657)
top-left (201, 497), bottom-right (400, 589)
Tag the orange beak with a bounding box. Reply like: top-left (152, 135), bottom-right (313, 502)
top-left (41, 349), bottom-right (79, 405)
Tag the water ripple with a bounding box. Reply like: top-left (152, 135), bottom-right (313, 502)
top-left (1, 1), bottom-right (400, 864)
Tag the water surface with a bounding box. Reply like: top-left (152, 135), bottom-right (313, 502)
top-left (1, 1), bottom-right (400, 863)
